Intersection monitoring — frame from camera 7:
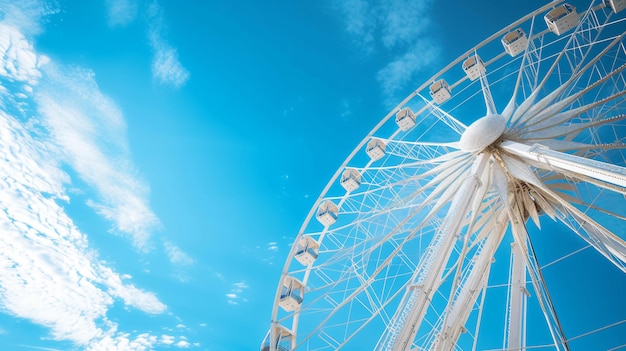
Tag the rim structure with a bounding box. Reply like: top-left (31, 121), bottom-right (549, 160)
top-left (263, 1), bottom-right (626, 350)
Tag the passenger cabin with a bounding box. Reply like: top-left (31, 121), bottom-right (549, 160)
top-left (279, 276), bottom-right (305, 312)
top-left (294, 235), bottom-right (319, 266)
top-left (502, 28), bottom-right (528, 56)
top-left (429, 80), bottom-right (451, 104)
top-left (545, 4), bottom-right (579, 35)
top-left (260, 325), bottom-right (292, 351)
top-left (395, 107), bottom-right (416, 131)
top-left (366, 138), bottom-right (387, 162)
top-left (316, 200), bottom-right (338, 226)
top-left (340, 168), bottom-right (361, 192)
top-left (606, 0), bottom-right (626, 13)
top-left (462, 55), bottom-right (486, 81)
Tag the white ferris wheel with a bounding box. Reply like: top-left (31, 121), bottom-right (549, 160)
top-left (262, 0), bottom-right (626, 350)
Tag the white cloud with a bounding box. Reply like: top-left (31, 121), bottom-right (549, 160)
top-left (150, 43), bottom-right (190, 87)
top-left (0, 108), bottom-right (165, 348)
top-left (35, 63), bottom-right (160, 250)
top-left (0, 4), bottom-right (161, 252)
top-left (164, 241), bottom-right (195, 266)
top-left (0, 0), bottom-right (57, 35)
top-left (86, 332), bottom-right (158, 351)
top-left (164, 241), bottom-right (195, 282)
top-left (376, 39), bottom-right (440, 104)
top-left (378, 0), bottom-right (431, 49)
top-left (0, 23), bottom-right (43, 84)
top-left (160, 334), bottom-right (175, 345)
top-left (268, 241), bottom-right (279, 252)
top-left (332, 0), bottom-right (439, 104)
top-left (233, 281), bottom-right (249, 291)
top-left (146, 1), bottom-right (189, 87)
top-left (0, 3), bottom-right (179, 349)
top-left (340, 98), bottom-right (352, 120)
top-left (226, 281), bottom-right (250, 305)
top-left (176, 340), bottom-right (191, 348)
top-left (333, 0), bottom-right (375, 55)
top-left (105, 0), bottom-right (138, 27)
top-left (86, 331), bottom-right (197, 350)
top-left (102, 269), bottom-right (166, 314)
top-left (102, 0), bottom-right (189, 87)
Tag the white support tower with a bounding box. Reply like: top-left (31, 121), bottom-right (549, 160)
top-left (429, 216), bottom-right (508, 350)
top-left (379, 154), bottom-right (491, 351)
top-left (507, 242), bottom-right (528, 351)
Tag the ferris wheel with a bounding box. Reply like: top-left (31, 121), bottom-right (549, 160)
top-left (262, 0), bottom-right (626, 350)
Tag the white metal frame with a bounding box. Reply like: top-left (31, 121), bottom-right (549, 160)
top-left (264, 1), bottom-right (626, 350)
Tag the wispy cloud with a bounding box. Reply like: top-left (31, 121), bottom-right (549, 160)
top-left (103, 0), bottom-right (189, 86)
top-left (85, 331), bottom-right (195, 350)
top-left (0, 0), bottom-right (57, 35)
top-left (378, 0), bottom-right (432, 49)
top-left (36, 63), bottom-right (160, 250)
top-left (333, 0), bottom-right (375, 55)
top-left (376, 39), bottom-right (439, 101)
top-left (160, 334), bottom-right (175, 345)
top-left (0, 23), bottom-right (45, 85)
top-left (0, 108), bottom-right (166, 348)
top-left (164, 241), bottom-right (196, 282)
top-left (339, 98), bottom-right (353, 121)
top-left (332, 0), bottom-right (439, 104)
top-left (176, 339), bottom-right (192, 348)
top-left (267, 241), bottom-right (279, 252)
top-left (105, 0), bottom-right (138, 27)
top-left (164, 241), bottom-right (195, 266)
top-left (155, 334), bottom-right (192, 348)
top-left (86, 332), bottom-right (196, 351)
top-left (0, 3), bottom-right (178, 349)
top-left (163, 241), bottom-right (196, 282)
top-left (146, 1), bottom-right (189, 87)
top-left (226, 281), bottom-right (250, 305)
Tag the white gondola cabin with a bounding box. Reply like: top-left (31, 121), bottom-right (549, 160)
top-left (366, 138), bottom-right (386, 161)
top-left (545, 4), bottom-right (579, 35)
top-left (395, 107), bottom-right (416, 131)
top-left (606, 0), bottom-right (626, 13)
top-left (340, 168), bottom-right (361, 192)
top-left (502, 28), bottom-right (528, 56)
top-left (462, 55), bottom-right (486, 81)
top-left (279, 276), bottom-right (305, 312)
top-left (294, 235), bottom-right (319, 266)
top-left (429, 80), bottom-right (451, 104)
top-left (260, 324), bottom-right (292, 351)
top-left (316, 200), bottom-right (338, 226)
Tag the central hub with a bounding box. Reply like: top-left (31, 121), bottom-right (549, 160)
top-left (459, 114), bottom-right (506, 152)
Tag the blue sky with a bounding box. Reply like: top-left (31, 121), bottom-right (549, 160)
top-left (0, 0), bottom-right (624, 350)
